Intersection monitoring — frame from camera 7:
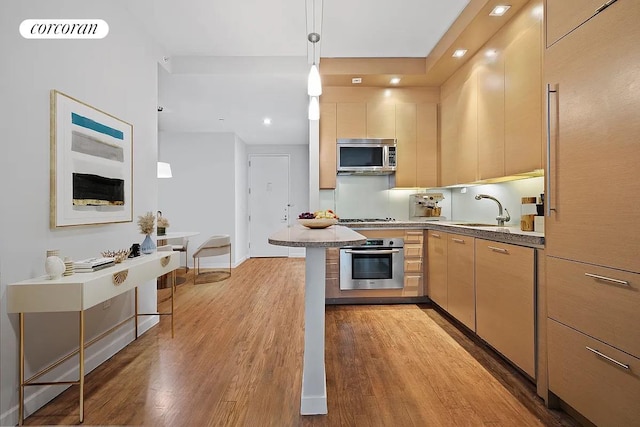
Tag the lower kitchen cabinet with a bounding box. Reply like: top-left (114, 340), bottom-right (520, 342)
top-left (475, 239), bottom-right (535, 378)
top-left (447, 234), bottom-right (475, 331)
top-left (547, 319), bottom-right (640, 427)
top-left (403, 230), bottom-right (424, 297)
top-left (325, 248), bottom-right (340, 298)
top-left (426, 230), bottom-right (448, 308)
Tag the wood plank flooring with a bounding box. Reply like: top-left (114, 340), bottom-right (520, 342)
top-left (23, 258), bottom-right (577, 426)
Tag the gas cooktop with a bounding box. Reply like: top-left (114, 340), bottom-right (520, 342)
top-left (338, 218), bottom-right (396, 223)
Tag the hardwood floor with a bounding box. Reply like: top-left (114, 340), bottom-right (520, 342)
top-left (24, 258), bottom-right (577, 426)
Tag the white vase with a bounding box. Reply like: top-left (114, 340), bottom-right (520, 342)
top-left (45, 255), bottom-right (65, 280)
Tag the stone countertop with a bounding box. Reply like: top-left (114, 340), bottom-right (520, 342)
top-left (269, 224), bottom-right (366, 248)
top-left (339, 220), bottom-right (544, 248)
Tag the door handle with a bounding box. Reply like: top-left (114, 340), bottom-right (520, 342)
top-left (344, 249), bottom-right (400, 255)
top-left (546, 83), bottom-right (558, 216)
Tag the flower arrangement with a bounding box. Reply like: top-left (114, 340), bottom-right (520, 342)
top-left (137, 211), bottom-right (155, 235)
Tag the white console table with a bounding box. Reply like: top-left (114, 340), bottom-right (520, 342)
top-left (7, 251), bottom-right (180, 425)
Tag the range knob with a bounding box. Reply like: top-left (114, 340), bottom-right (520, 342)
top-left (388, 240), bottom-right (394, 246)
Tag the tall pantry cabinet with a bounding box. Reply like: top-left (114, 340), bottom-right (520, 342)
top-left (544, 1), bottom-right (640, 426)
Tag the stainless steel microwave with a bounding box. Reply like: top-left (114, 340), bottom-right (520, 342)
top-left (336, 138), bottom-right (397, 175)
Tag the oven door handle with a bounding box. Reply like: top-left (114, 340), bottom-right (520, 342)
top-left (343, 249), bottom-right (400, 254)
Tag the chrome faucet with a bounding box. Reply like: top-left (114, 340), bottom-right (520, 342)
top-left (475, 194), bottom-right (511, 226)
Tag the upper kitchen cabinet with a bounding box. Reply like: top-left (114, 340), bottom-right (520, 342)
top-left (416, 103), bottom-right (438, 188)
top-left (545, 0), bottom-right (605, 48)
top-left (545, 0), bottom-right (640, 273)
top-left (456, 71), bottom-right (478, 184)
top-left (319, 103), bottom-right (337, 189)
top-left (438, 0), bottom-right (543, 186)
top-left (477, 51), bottom-right (505, 181)
top-left (366, 103), bottom-right (396, 138)
top-left (336, 103), bottom-right (366, 138)
top-left (440, 82), bottom-right (460, 187)
top-left (395, 103), bottom-right (417, 188)
top-left (504, 19), bottom-right (543, 176)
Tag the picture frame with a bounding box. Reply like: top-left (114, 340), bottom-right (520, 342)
top-left (50, 90), bottom-right (133, 228)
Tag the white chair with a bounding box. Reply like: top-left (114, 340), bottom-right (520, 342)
top-left (169, 237), bottom-right (189, 273)
top-left (192, 235), bottom-right (231, 284)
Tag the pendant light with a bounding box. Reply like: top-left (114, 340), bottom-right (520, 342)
top-left (307, 32), bottom-right (322, 96)
top-left (308, 96), bottom-right (320, 120)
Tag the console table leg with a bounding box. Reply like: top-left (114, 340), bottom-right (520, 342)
top-left (79, 311), bottom-right (85, 423)
top-left (171, 270), bottom-right (175, 338)
top-left (134, 287), bottom-right (139, 339)
top-left (19, 312), bottom-right (24, 426)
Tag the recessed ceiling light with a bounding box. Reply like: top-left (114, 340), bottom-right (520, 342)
top-left (352, 77), bottom-right (362, 84)
top-left (490, 5), bottom-right (511, 16)
top-left (485, 49), bottom-right (498, 58)
top-left (390, 77), bottom-right (401, 85)
top-left (263, 118), bottom-right (272, 126)
top-left (452, 49), bottom-right (468, 58)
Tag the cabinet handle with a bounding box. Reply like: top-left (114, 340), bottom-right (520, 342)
top-left (431, 233), bottom-right (441, 238)
top-left (452, 238), bottom-right (465, 244)
top-left (344, 249), bottom-right (399, 255)
top-left (595, 0), bottom-right (618, 14)
top-left (584, 272), bottom-right (630, 286)
top-left (546, 84), bottom-right (558, 216)
top-left (488, 246), bottom-right (509, 254)
top-left (585, 346), bottom-right (630, 370)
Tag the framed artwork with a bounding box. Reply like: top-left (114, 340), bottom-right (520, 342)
top-left (50, 90), bottom-right (133, 227)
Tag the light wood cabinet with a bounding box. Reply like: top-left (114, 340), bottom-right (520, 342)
top-left (545, 0), bottom-right (640, 274)
top-left (325, 248), bottom-right (340, 299)
top-left (439, 86), bottom-right (459, 187)
top-left (475, 239), bottom-right (535, 378)
top-left (336, 103), bottom-right (366, 138)
top-left (426, 230), bottom-right (448, 308)
top-left (319, 103), bottom-right (337, 189)
top-left (447, 235), bottom-right (475, 331)
top-left (403, 230), bottom-right (424, 297)
top-left (416, 103), bottom-right (438, 187)
top-left (547, 319), bottom-right (640, 427)
top-left (367, 103), bottom-right (395, 138)
top-left (439, 1), bottom-right (543, 186)
top-left (547, 257), bottom-right (640, 358)
top-left (477, 52), bottom-right (505, 181)
top-left (545, 0), bottom-right (603, 48)
top-left (504, 22), bottom-right (543, 175)
top-left (395, 103), bottom-right (417, 188)
top-left (456, 72), bottom-right (478, 184)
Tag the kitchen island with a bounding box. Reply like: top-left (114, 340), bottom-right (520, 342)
top-left (268, 224), bottom-right (365, 415)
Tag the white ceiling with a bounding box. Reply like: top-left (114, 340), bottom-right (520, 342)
top-left (123, 0), bottom-right (469, 145)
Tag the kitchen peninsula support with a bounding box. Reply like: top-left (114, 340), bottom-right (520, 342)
top-left (269, 225), bottom-right (365, 414)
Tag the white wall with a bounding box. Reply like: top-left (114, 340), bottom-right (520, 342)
top-left (158, 132), bottom-right (243, 267)
top-left (0, 1), bottom-right (164, 424)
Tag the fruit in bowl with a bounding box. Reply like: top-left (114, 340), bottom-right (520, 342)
top-left (298, 210), bottom-right (339, 228)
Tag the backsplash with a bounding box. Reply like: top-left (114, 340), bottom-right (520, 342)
top-left (319, 175), bottom-right (544, 225)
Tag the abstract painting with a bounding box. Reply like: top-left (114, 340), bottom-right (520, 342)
top-left (50, 90), bottom-right (133, 227)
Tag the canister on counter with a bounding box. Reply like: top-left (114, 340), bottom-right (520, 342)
top-left (521, 197), bottom-right (537, 231)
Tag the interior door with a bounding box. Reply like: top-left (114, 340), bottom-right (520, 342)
top-left (248, 155), bottom-right (290, 257)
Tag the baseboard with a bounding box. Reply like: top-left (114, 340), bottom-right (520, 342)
top-left (0, 316), bottom-right (158, 426)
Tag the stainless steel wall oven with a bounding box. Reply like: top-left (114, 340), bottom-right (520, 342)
top-left (339, 237), bottom-right (404, 290)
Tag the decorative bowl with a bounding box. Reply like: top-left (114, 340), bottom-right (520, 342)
top-left (101, 249), bottom-right (131, 263)
top-left (298, 218), bottom-right (338, 229)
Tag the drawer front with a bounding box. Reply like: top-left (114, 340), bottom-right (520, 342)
top-left (403, 274), bottom-right (421, 296)
top-left (404, 231), bottom-right (424, 244)
top-left (547, 256), bottom-right (640, 358)
top-left (404, 259), bottom-right (422, 273)
top-left (548, 319), bottom-right (640, 427)
top-left (326, 261), bottom-right (339, 277)
top-left (326, 247), bottom-right (340, 261)
top-left (404, 244), bottom-right (423, 258)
